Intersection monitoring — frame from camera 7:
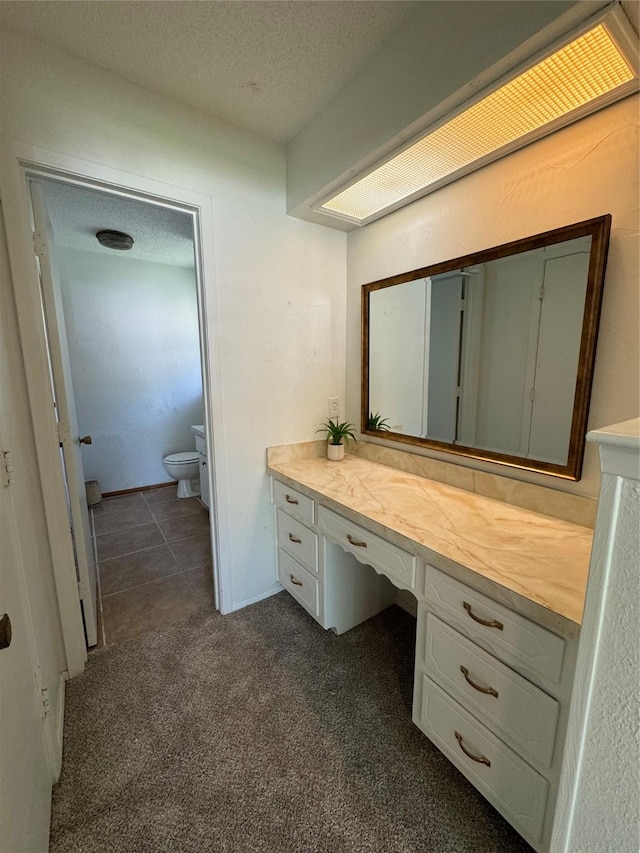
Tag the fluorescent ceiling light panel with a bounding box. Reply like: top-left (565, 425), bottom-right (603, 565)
top-left (319, 20), bottom-right (638, 224)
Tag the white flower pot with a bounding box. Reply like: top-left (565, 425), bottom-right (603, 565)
top-left (327, 442), bottom-right (345, 461)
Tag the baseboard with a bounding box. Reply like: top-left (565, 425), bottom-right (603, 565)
top-left (103, 481), bottom-right (175, 498)
top-left (231, 583), bottom-right (284, 612)
top-left (395, 588), bottom-right (417, 618)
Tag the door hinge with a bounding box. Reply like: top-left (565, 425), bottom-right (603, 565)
top-left (530, 387), bottom-right (536, 402)
top-left (2, 451), bottom-right (15, 487)
top-left (57, 421), bottom-right (70, 445)
top-left (41, 686), bottom-right (51, 716)
top-left (539, 284), bottom-right (545, 301)
top-left (78, 578), bottom-right (89, 600)
top-left (32, 229), bottom-right (46, 258)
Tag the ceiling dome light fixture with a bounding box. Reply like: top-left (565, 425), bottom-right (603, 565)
top-left (316, 5), bottom-right (639, 226)
top-left (96, 229), bottom-right (134, 250)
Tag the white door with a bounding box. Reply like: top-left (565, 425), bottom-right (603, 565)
top-left (426, 273), bottom-right (464, 443)
top-left (528, 248), bottom-right (591, 464)
top-left (30, 181), bottom-right (98, 647)
top-left (0, 429), bottom-right (53, 852)
top-left (472, 253), bottom-right (541, 456)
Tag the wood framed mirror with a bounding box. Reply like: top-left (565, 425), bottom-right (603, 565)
top-left (361, 215), bottom-right (611, 480)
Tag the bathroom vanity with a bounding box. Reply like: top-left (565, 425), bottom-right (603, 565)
top-left (192, 425), bottom-right (209, 509)
top-left (267, 451), bottom-right (592, 853)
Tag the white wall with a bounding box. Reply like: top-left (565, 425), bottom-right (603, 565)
top-left (570, 475), bottom-right (639, 850)
top-left (346, 95), bottom-right (640, 499)
top-left (0, 29), bottom-right (347, 609)
top-left (369, 279), bottom-right (425, 435)
top-left (57, 247), bottom-right (203, 493)
top-left (553, 422), bottom-right (640, 852)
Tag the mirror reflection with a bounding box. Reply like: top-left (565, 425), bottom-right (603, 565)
top-left (363, 217), bottom-right (611, 479)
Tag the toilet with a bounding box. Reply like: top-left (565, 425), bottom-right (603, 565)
top-left (163, 451), bottom-right (200, 498)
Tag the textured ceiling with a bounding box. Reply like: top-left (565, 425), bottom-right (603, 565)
top-left (0, 1), bottom-right (416, 144)
top-left (41, 181), bottom-right (196, 268)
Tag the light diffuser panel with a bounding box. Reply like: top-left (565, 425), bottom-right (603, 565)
top-left (320, 24), bottom-right (636, 223)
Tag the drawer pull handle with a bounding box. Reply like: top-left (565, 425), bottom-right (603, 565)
top-left (288, 533), bottom-right (302, 544)
top-left (455, 731), bottom-right (491, 767)
top-left (347, 534), bottom-right (367, 548)
top-left (460, 666), bottom-right (499, 698)
top-left (285, 495), bottom-right (299, 505)
top-left (463, 601), bottom-right (504, 631)
top-left (290, 574), bottom-right (303, 587)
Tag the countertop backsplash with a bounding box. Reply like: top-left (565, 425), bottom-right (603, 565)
top-left (267, 439), bottom-right (597, 528)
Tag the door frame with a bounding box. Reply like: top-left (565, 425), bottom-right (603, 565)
top-left (30, 179), bottom-right (99, 647)
top-left (1, 142), bottom-right (232, 674)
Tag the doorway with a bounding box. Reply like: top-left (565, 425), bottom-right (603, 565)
top-left (24, 168), bottom-right (221, 651)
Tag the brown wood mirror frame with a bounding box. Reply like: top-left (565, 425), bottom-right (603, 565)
top-left (361, 215), bottom-right (612, 480)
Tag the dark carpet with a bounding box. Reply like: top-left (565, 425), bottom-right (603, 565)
top-left (50, 593), bottom-right (532, 852)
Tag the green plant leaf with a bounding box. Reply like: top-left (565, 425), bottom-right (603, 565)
top-left (315, 418), bottom-right (357, 445)
top-left (367, 411), bottom-right (391, 431)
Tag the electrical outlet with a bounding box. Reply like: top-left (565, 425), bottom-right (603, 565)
top-left (328, 397), bottom-right (340, 418)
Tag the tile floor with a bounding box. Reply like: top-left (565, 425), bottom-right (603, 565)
top-left (91, 485), bottom-right (215, 648)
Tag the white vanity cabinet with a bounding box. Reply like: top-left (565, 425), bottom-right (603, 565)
top-left (414, 564), bottom-right (577, 852)
top-left (194, 431), bottom-right (210, 509)
top-left (268, 456), bottom-right (588, 853)
top-left (274, 482), bottom-right (319, 616)
top-left (273, 482), bottom-right (398, 635)
top-left (317, 506), bottom-right (417, 592)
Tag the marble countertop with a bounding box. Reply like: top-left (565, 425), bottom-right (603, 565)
top-left (268, 455), bottom-right (593, 626)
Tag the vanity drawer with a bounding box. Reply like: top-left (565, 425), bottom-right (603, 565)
top-left (318, 506), bottom-right (416, 590)
top-left (276, 509), bottom-right (318, 574)
top-left (423, 612), bottom-right (559, 768)
top-left (278, 549), bottom-right (319, 618)
top-left (419, 676), bottom-right (548, 844)
top-left (425, 564), bottom-right (566, 683)
top-left (273, 480), bottom-right (315, 525)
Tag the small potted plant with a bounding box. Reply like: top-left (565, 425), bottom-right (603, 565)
top-left (367, 411), bottom-right (391, 431)
top-left (316, 418), bottom-right (357, 461)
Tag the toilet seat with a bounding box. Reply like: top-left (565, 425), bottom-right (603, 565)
top-left (164, 451), bottom-right (199, 465)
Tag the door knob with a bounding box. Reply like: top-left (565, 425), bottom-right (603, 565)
top-left (0, 614), bottom-right (12, 650)
top-left (78, 435), bottom-right (92, 445)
